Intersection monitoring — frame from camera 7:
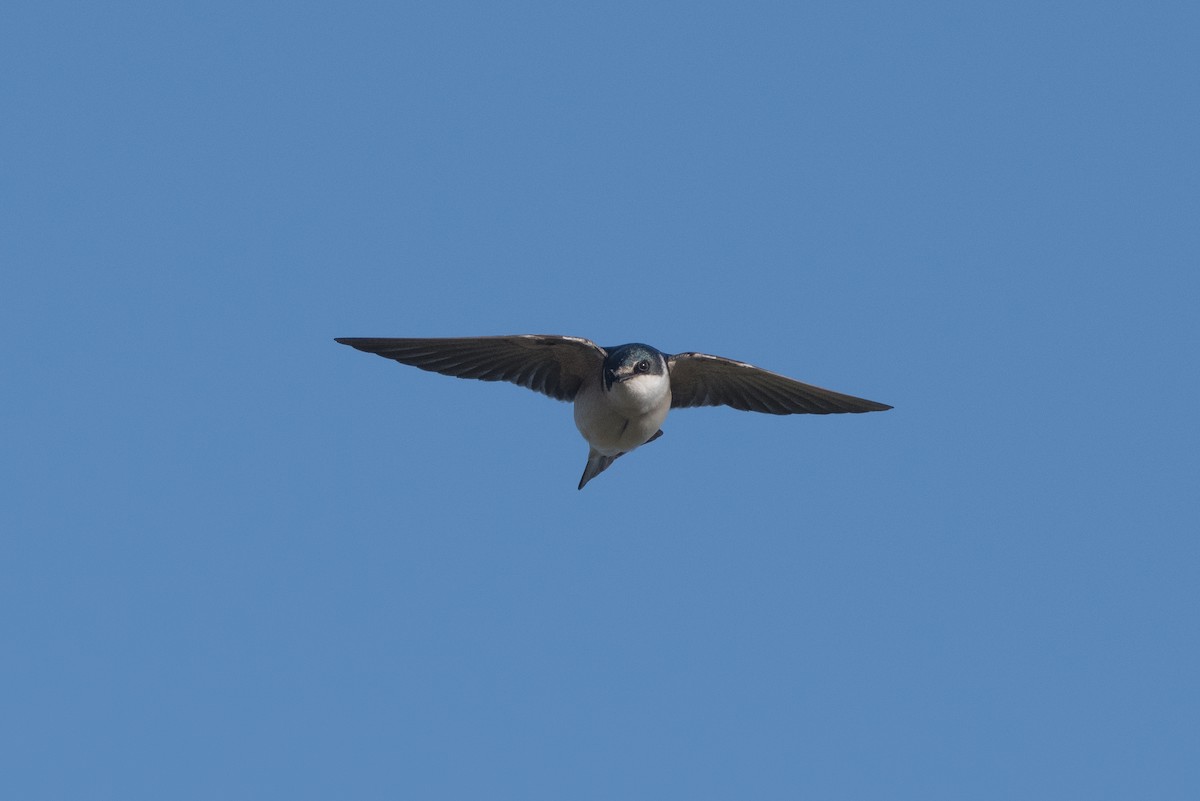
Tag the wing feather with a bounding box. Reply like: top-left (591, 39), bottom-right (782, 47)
top-left (668, 352), bottom-right (891, 415)
top-left (335, 335), bottom-right (607, 401)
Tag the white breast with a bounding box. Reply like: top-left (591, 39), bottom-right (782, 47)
top-left (573, 373), bottom-right (671, 456)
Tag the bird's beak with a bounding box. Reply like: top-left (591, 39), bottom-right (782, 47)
top-left (605, 368), bottom-right (636, 389)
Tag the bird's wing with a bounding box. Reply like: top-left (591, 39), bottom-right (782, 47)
top-left (335, 335), bottom-right (607, 401)
top-left (667, 352), bottom-right (892, 415)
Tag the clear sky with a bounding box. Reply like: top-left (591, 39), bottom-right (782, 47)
top-left (3, 2), bottom-right (1197, 799)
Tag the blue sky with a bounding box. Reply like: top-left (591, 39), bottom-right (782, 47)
top-left (3, 2), bottom-right (1197, 799)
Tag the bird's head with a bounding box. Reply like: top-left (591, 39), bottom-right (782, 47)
top-left (603, 343), bottom-right (667, 391)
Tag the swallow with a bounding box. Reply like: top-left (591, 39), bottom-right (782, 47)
top-left (335, 335), bottom-right (891, 488)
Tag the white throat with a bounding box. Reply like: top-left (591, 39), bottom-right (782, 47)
top-left (607, 371), bottom-right (671, 415)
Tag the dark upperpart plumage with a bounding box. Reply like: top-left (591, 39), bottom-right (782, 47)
top-left (335, 335), bottom-right (891, 415)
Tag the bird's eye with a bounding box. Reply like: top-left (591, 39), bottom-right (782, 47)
top-left (636, 360), bottom-right (649, 373)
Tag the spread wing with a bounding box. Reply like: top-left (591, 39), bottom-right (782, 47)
top-left (335, 335), bottom-right (607, 402)
top-left (668, 352), bottom-right (892, 415)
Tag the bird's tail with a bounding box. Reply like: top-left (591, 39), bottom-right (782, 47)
top-left (576, 430), bottom-right (664, 490)
top-left (578, 448), bottom-right (622, 490)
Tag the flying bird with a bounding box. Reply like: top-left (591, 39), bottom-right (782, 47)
top-left (335, 335), bottom-right (891, 489)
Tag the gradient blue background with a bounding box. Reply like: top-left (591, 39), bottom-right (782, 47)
top-left (4, 2), bottom-right (1197, 799)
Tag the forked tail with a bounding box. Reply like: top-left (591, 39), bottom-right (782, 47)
top-left (578, 449), bottom-right (622, 490)
top-left (576, 429), bottom-right (663, 490)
